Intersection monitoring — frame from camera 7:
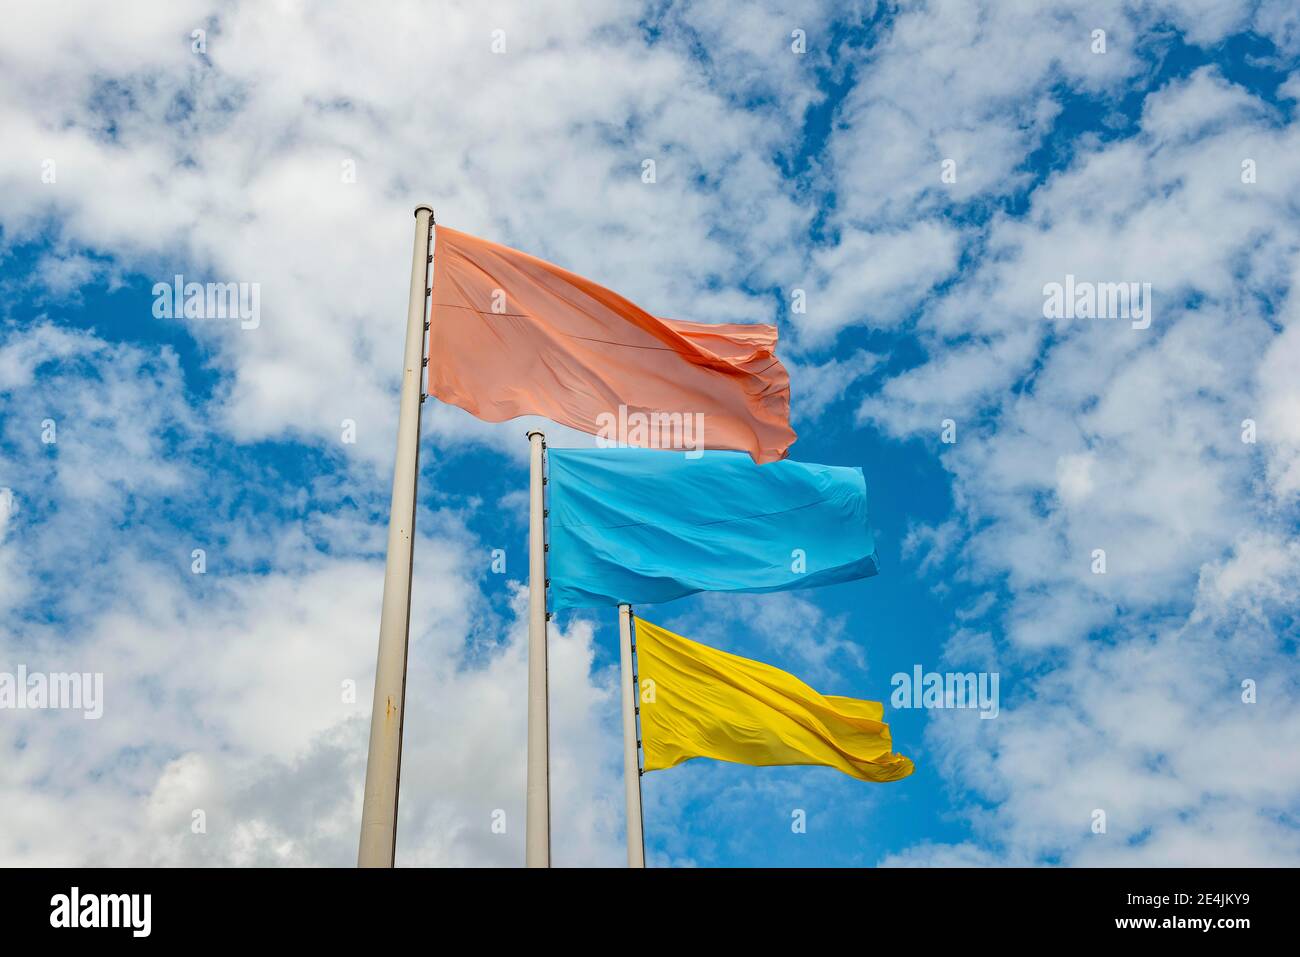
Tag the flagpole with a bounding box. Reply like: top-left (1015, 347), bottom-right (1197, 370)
top-left (526, 429), bottom-right (551, 867)
top-left (618, 603), bottom-right (646, 867)
top-left (357, 204), bottom-right (434, 868)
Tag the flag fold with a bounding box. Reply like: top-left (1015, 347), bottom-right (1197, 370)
top-left (428, 226), bottom-right (795, 464)
top-left (635, 617), bottom-right (913, 783)
top-left (547, 448), bottom-right (879, 609)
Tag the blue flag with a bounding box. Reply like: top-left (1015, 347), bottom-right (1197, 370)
top-left (547, 449), bottom-right (879, 609)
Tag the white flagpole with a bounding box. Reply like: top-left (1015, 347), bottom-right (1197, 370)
top-left (358, 205), bottom-right (434, 867)
top-left (618, 603), bottom-right (646, 867)
top-left (526, 429), bottom-right (551, 867)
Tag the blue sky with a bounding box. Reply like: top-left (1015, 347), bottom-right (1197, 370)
top-left (1, 1), bottom-right (1299, 866)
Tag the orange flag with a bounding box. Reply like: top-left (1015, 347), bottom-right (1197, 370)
top-left (428, 226), bottom-right (796, 463)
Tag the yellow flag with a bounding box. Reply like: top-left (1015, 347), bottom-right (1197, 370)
top-left (636, 618), bottom-right (914, 783)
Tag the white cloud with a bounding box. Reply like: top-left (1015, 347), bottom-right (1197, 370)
top-left (0, 487), bottom-right (20, 615)
top-left (785, 348), bottom-right (885, 422)
top-left (659, 592), bottom-right (867, 686)
top-left (3, 0), bottom-right (1298, 869)
top-left (797, 223), bottom-right (962, 342)
top-left (0, 0), bottom-right (838, 466)
top-left (1258, 315), bottom-right (1300, 498)
top-left (0, 324), bottom-right (624, 865)
top-left (845, 51), bottom-right (1300, 864)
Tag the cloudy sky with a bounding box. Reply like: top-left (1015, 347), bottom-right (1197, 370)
top-left (1, 0), bottom-right (1298, 867)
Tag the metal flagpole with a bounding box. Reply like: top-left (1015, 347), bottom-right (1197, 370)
top-left (618, 603), bottom-right (646, 867)
top-left (357, 204), bottom-right (434, 868)
top-left (525, 429), bottom-right (551, 867)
